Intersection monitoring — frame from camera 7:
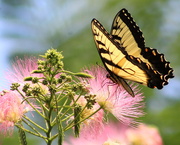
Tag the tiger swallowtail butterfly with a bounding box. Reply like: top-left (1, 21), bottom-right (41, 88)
top-left (91, 8), bottom-right (174, 97)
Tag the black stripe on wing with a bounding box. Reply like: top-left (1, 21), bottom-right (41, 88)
top-left (125, 55), bottom-right (168, 89)
top-left (141, 47), bottom-right (174, 80)
top-left (111, 8), bottom-right (145, 48)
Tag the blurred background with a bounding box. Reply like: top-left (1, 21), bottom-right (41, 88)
top-left (0, 0), bottom-right (180, 144)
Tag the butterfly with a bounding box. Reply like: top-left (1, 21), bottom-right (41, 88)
top-left (91, 8), bottom-right (174, 97)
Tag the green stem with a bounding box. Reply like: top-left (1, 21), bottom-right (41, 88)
top-left (44, 92), bottom-right (55, 144)
top-left (51, 97), bottom-right (69, 126)
top-left (22, 117), bottom-right (47, 134)
top-left (15, 124), bottom-right (47, 141)
top-left (44, 107), bottom-right (53, 145)
top-left (18, 125), bottom-right (27, 145)
top-left (55, 92), bottom-right (82, 121)
top-left (64, 106), bottom-right (102, 131)
top-left (17, 89), bottom-right (45, 118)
top-left (55, 96), bottom-right (63, 145)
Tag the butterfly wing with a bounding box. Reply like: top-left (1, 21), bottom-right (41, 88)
top-left (111, 9), bottom-right (145, 58)
top-left (110, 8), bottom-right (174, 88)
top-left (91, 19), bottom-right (157, 96)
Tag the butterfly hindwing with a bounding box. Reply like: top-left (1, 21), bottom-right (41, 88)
top-left (141, 47), bottom-right (174, 80)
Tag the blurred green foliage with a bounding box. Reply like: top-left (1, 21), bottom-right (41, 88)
top-left (1, 0), bottom-right (180, 144)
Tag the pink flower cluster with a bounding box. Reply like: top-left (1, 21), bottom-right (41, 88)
top-left (0, 57), bottom-right (39, 135)
top-left (6, 57), bottom-right (42, 85)
top-left (0, 91), bottom-right (32, 135)
top-left (64, 123), bottom-right (163, 145)
top-left (75, 66), bottom-right (145, 138)
top-left (82, 66), bottom-right (144, 124)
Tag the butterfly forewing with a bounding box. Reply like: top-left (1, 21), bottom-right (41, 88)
top-left (111, 9), bottom-right (145, 60)
top-left (91, 19), bottom-right (149, 86)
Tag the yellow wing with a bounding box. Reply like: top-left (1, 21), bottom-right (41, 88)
top-left (91, 19), bottom-right (149, 86)
top-left (110, 8), bottom-right (174, 80)
top-left (111, 9), bottom-right (149, 64)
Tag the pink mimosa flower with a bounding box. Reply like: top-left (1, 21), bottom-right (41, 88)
top-left (74, 96), bottom-right (104, 138)
top-left (6, 56), bottom-right (49, 95)
top-left (0, 57), bottom-right (42, 135)
top-left (80, 66), bottom-right (145, 126)
top-left (6, 56), bottom-right (42, 85)
top-left (64, 122), bottom-right (163, 145)
top-left (126, 124), bottom-right (163, 145)
top-left (0, 90), bottom-right (32, 135)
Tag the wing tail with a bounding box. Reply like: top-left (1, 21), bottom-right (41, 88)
top-left (117, 78), bottom-right (135, 97)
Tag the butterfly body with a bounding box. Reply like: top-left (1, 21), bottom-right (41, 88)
top-left (91, 8), bottom-right (174, 97)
